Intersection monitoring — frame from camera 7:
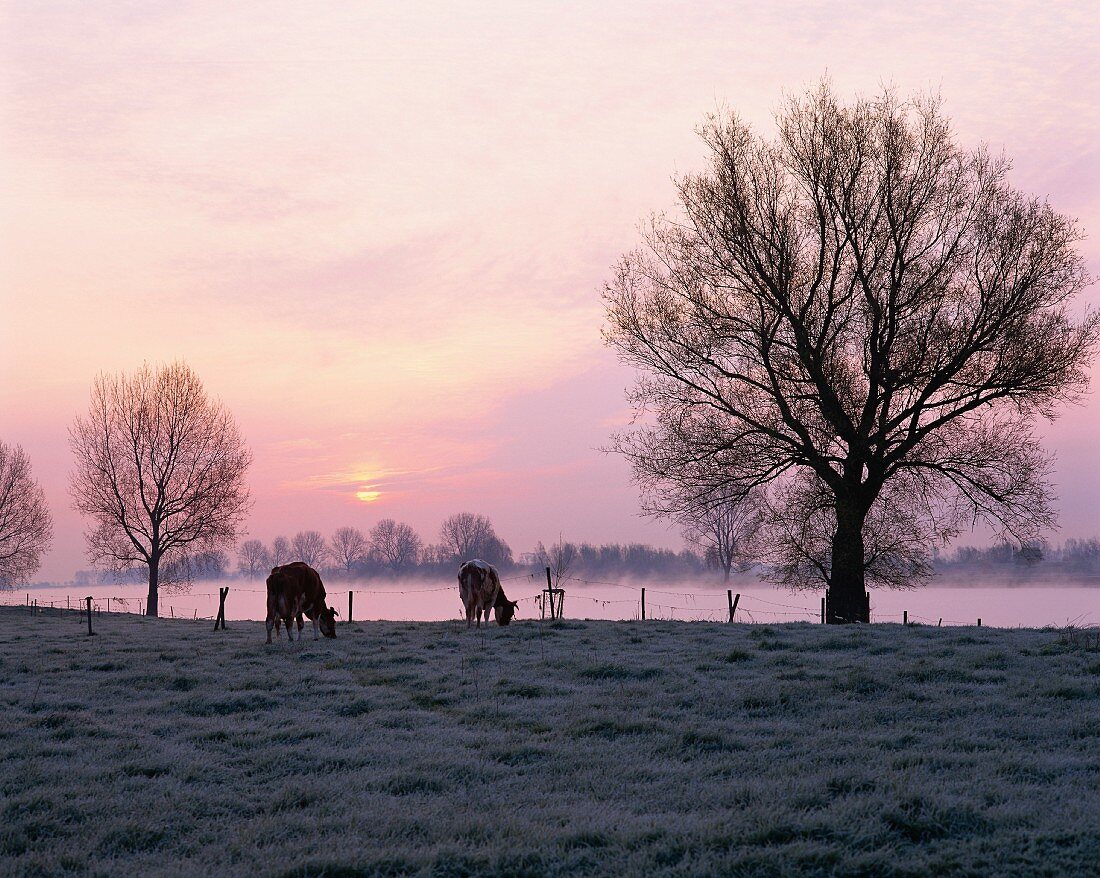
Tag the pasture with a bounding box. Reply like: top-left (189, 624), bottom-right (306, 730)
top-left (2, 606), bottom-right (1099, 876)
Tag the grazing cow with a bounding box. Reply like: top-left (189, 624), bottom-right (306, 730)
top-left (458, 559), bottom-right (518, 628)
top-left (265, 561), bottom-right (338, 643)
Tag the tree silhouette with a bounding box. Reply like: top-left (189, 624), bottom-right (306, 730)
top-left (605, 83), bottom-right (1098, 622)
top-left (269, 535), bottom-right (291, 567)
top-left (438, 513), bottom-right (512, 566)
top-left (237, 539), bottom-right (270, 579)
top-left (678, 490), bottom-right (764, 583)
top-left (69, 362), bottom-right (252, 616)
top-left (331, 526), bottom-right (368, 575)
top-left (0, 440), bottom-right (53, 586)
top-left (292, 530), bottom-right (327, 568)
top-left (369, 519), bottom-right (423, 570)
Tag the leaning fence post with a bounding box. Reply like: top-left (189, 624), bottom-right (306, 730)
top-left (641, 587), bottom-right (646, 621)
top-left (85, 596), bottom-right (95, 636)
top-left (937, 618), bottom-right (942, 627)
top-left (214, 586), bottom-right (228, 630)
top-left (728, 591), bottom-right (740, 622)
top-left (348, 590), bottom-right (354, 623)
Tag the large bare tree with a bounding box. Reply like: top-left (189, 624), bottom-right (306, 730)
top-left (605, 83), bottom-right (1097, 623)
top-left (0, 440), bottom-right (53, 586)
top-left (69, 362), bottom-right (252, 616)
top-left (369, 519), bottom-right (423, 570)
top-left (331, 526), bottom-right (368, 575)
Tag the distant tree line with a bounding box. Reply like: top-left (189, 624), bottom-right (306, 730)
top-left (937, 538), bottom-right (1100, 578)
top-left (227, 514), bottom-right (709, 583)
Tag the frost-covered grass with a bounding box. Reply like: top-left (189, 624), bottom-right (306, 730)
top-left (2, 607), bottom-right (1099, 877)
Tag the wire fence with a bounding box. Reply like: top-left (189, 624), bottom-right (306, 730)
top-left (7, 573), bottom-right (1094, 630)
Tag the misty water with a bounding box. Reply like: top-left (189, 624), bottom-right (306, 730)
top-left (6, 576), bottom-right (1100, 629)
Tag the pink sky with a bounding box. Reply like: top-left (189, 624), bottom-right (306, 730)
top-left (2, 1), bottom-right (1098, 581)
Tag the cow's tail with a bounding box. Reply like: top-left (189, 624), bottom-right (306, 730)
top-left (487, 566), bottom-right (502, 605)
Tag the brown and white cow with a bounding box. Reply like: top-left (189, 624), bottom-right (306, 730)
top-left (265, 561), bottom-right (338, 643)
top-left (457, 559), bottom-right (518, 628)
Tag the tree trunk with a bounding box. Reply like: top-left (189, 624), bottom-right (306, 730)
top-left (826, 501), bottom-right (868, 624)
top-left (146, 558), bottom-right (159, 617)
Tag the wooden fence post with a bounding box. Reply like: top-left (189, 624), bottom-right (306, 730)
top-left (728, 591), bottom-right (740, 623)
top-left (85, 596), bottom-right (95, 637)
top-left (641, 587), bottom-right (646, 621)
top-left (214, 586), bottom-right (228, 630)
top-left (348, 590), bottom-right (354, 623)
top-left (544, 567), bottom-right (555, 620)
top-left (821, 596), bottom-right (826, 624)
top-left (903, 610), bottom-right (908, 626)
top-left (937, 618), bottom-right (942, 627)
top-left (977, 618), bottom-right (982, 627)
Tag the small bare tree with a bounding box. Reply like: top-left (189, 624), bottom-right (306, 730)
top-left (69, 362), bottom-right (252, 616)
top-left (535, 534), bottom-right (576, 586)
top-left (369, 519), bottom-right (423, 570)
top-left (331, 526), bottom-right (368, 575)
top-left (237, 539), bottom-right (270, 579)
top-left (269, 535), bottom-right (291, 567)
top-left (678, 489), bottom-right (764, 582)
top-left (0, 440), bottom-right (53, 586)
top-left (292, 530), bottom-right (327, 568)
top-left (605, 82), bottom-right (1098, 622)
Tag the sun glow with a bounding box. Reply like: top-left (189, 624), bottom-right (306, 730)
top-left (356, 490), bottom-right (381, 503)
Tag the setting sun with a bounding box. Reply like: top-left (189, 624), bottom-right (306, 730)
top-left (356, 490), bottom-right (381, 503)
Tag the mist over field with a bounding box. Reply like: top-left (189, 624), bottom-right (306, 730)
top-left (6, 576), bottom-right (1098, 630)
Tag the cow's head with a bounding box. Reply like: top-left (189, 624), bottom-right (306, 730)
top-left (319, 606), bottom-right (338, 638)
top-left (496, 600), bottom-right (519, 626)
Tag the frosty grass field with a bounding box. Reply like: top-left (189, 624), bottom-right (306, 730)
top-left (2, 606), bottom-right (1099, 877)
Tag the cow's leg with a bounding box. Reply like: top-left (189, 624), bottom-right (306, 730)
top-left (265, 615), bottom-right (274, 644)
top-left (312, 615), bottom-right (320, 640)
top-left (285, 616), bottom-right (296, 641)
